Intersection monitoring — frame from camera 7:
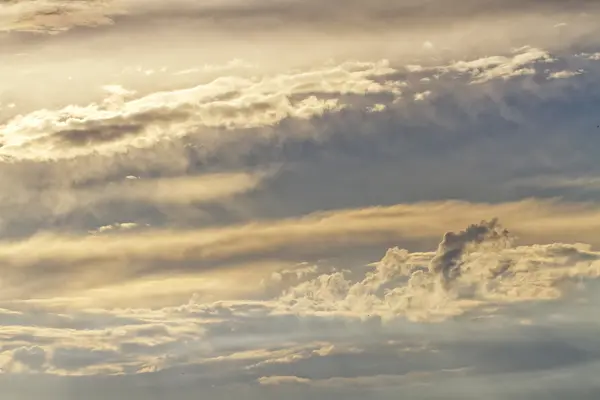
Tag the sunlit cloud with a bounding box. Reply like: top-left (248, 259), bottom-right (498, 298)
top-left (3, 1), bottom-right (600, 398)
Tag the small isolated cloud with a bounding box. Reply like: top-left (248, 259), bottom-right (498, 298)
top-left (88, 222), bottom-right (140, 235)
top-left (548, 70), bottom-right (584, 79)
top-left (414, 91), bottom-right (431, 101)
top-left (258, 375), bottom-right (311, 385)
top-left (367, 103), bottom-right (387, 113)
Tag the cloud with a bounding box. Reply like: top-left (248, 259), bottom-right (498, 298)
top-left (1, 346), bottom-right (48, 373)
top-left (276, 220), bottom-right (600, 322)
top-left (438, 46), bottom-right (554, 84)
top-left (73, 171), bottom-right (266, 206)
top-left (0, 170), bottom-right (267, 235)
top-left (548, 70), bottom-right (584, 79)
top-left (3, 2), bottom-right (600, 397)
top-left (88, 222), bottom-right (140, 235)
top-left (257, 370), bottom-right (468, 388)
top-left (73, 0), bottom-right (600, 36)
top-left (243, 343), bottom-right (361, 370)
top-left (0, 219), bottom-right (599, 380)
top-left (3, 199), bottom-right (600, 310)
top-left (0, 45), bottom-right (595, 237)
top-left (0, 60), bottom-right (399, 161)
top-left (580, 52), bottom-right (600, 61)
top-left (413, 91), bottom-right (431, 101)
top-left (258, 375), bottom-right (311, 385)
top-left (428, 219), bottom-right (511, 286)
top-left (0, 0), bottom-right (126, 34)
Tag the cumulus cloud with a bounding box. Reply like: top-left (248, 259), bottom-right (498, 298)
top-left (276, 221), bottom-right (600, 322)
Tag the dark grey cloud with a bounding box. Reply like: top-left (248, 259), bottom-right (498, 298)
top-left (56, 123), bottom-right (144, 146)
top-left (429, 219), bottom-right (510, 285)
top-left (51, 347), bottom-right (121, 370)
top-left (12, 346), bottom-right (47, 371)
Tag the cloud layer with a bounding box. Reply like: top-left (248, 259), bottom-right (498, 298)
top-left (4, 1), bottom-right (600, 399)
top-left (2, 219), bottom-right (600, 385)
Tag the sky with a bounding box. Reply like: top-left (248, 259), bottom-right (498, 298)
top-left (2, 0), bottom-right (600, 399)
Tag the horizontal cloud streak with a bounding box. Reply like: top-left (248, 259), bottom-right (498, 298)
top-left (5, 0), bottom-right (600, 35)
top-left (2, 199), bottom-right (600, 302)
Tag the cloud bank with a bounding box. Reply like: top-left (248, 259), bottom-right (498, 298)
top-left (1, 219), bottom-right (600, 384)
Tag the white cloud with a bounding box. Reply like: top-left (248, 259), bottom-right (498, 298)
top-left (88, 222), bottom-right (141, 235)
top-left (258, 369), bottom-right (468, 388)
top-left (367, 103), bottom-right (387, 113)
top-left (275, 221), bottom-right (600, 322)
top-left (258, 375), bottom-right (311, 385)
top-left (548, 70), bottom-right (584, 79)
top-left (0, 60), bottom-right (400, 161)
top-left (441, 46), bottom-right (553, 84)
top-left (581, 52), bottom-right (600, 61)
top-left (414, 91), bottom-right (432, 101)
